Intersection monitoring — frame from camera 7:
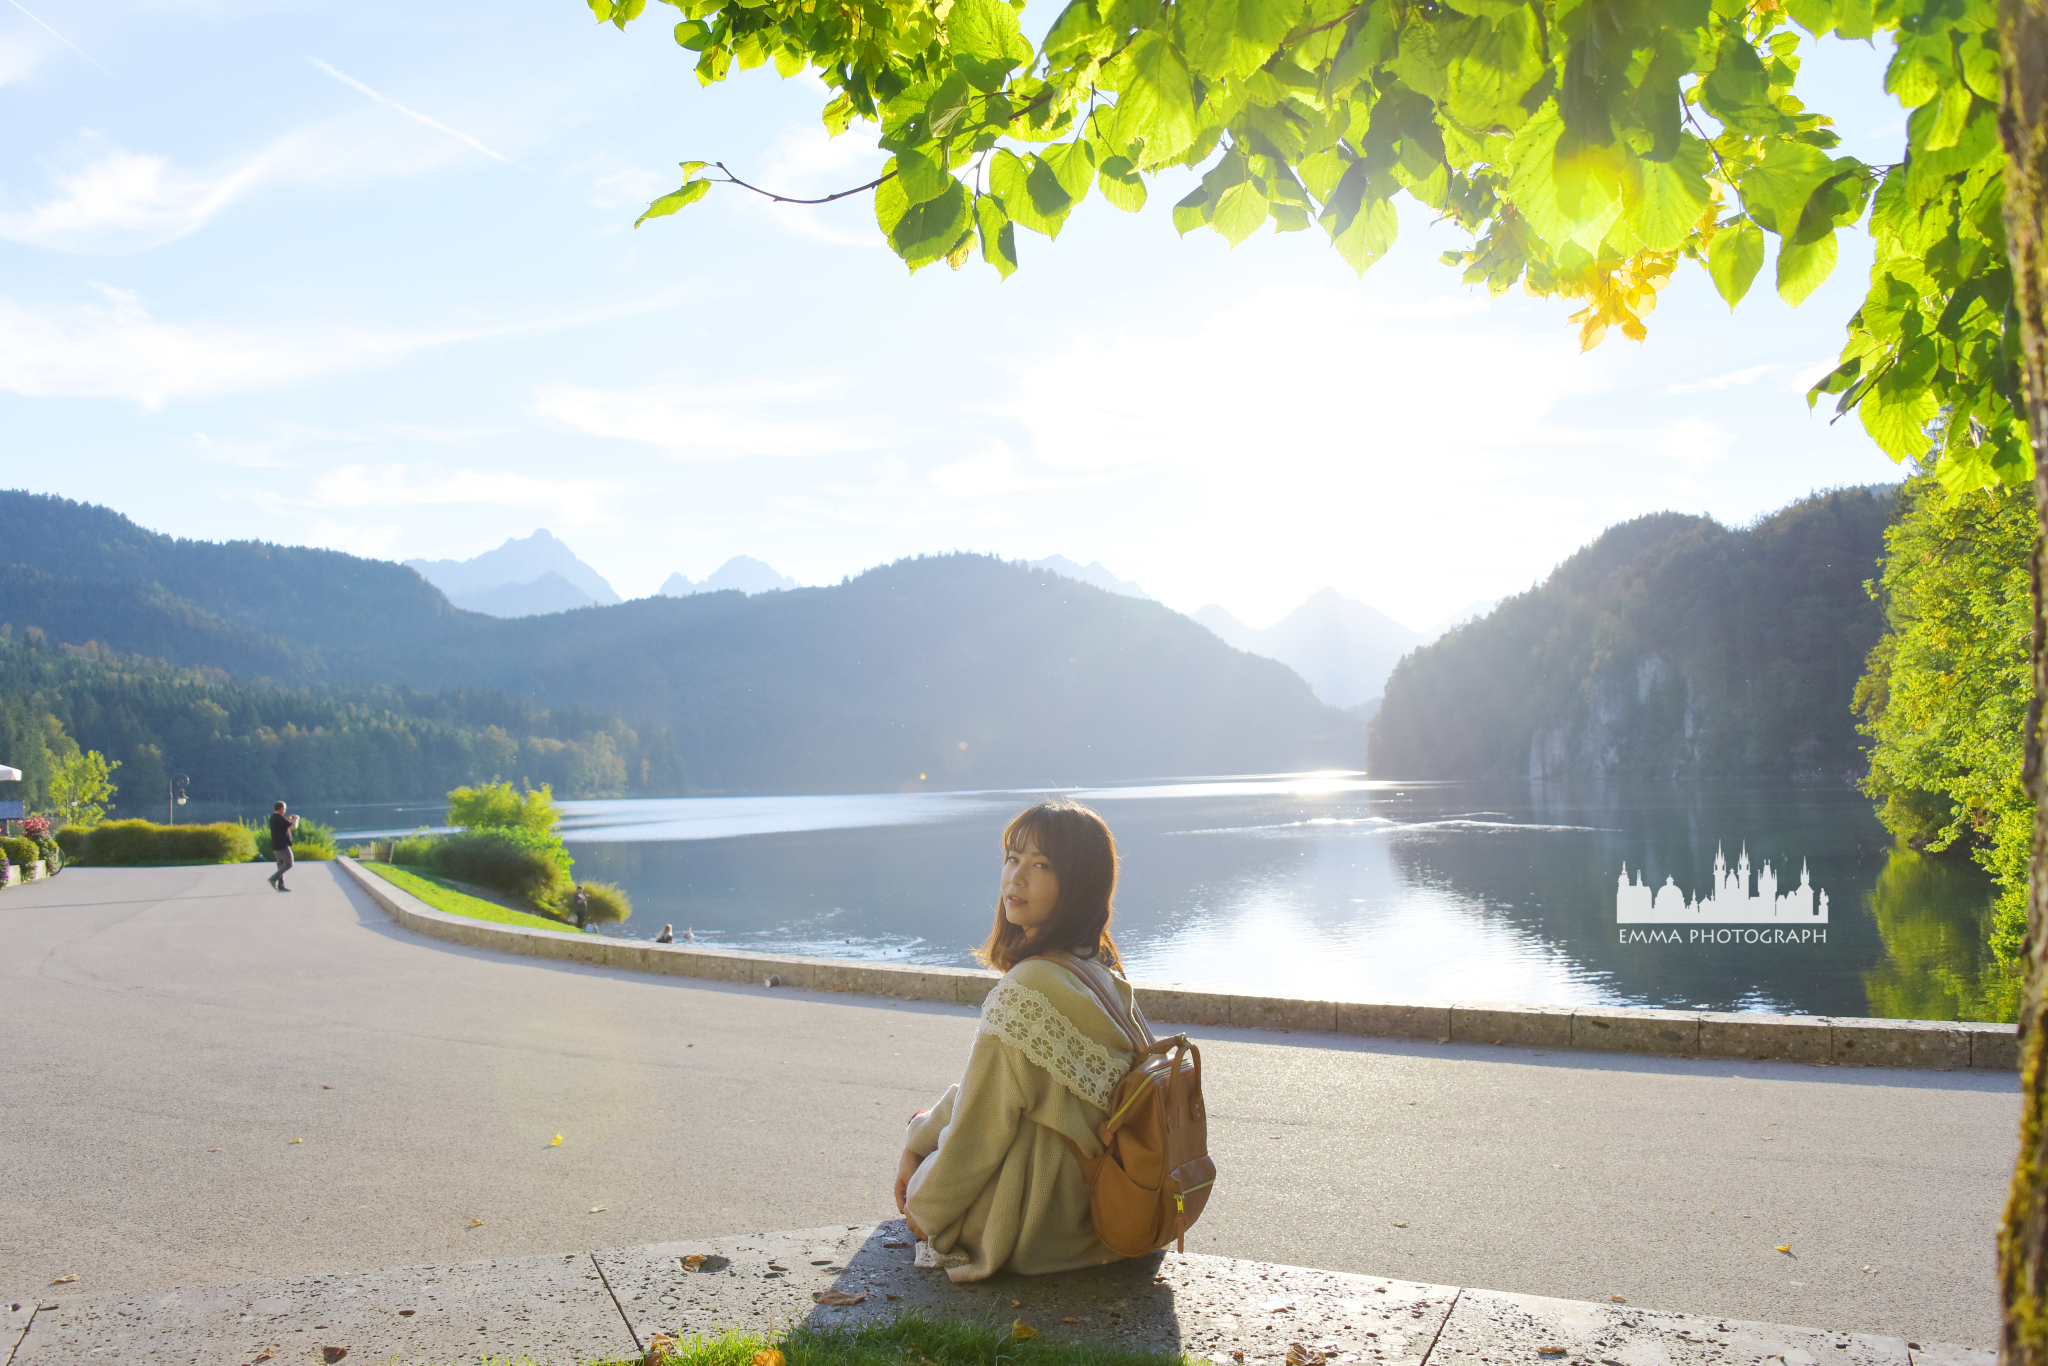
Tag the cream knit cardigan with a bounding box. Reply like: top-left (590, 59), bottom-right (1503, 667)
top-left (903, 954), bottom-right (1140, 1282)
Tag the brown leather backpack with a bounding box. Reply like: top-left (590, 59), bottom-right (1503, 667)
top-left (1043, 951), bottom-right (1216, 1256)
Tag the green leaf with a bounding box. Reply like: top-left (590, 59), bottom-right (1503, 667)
top-left (948, 0), bottom-right (1034, 92)
top-left (1776, 227), bottom-right (1838, 305)
top-left (1860, 382), bottom-right (1939, 461)
top-left (1179, 0), bottom-right (1303, 82)
top-left (1096, 155), bottom-right (1148, 211)
top-left (1105, 33), bottom-right (1198, 166)
top-left (926, 74), bottom-right (976, 141)
top-left (1211, 176), bottom-right (1271, 245)
top-left (1925, 82), bottom-right (1975, 152)
top-left (1041, 138), bottom-right (1097, 204)
top-left (888, 178), bottom-right (973, 268)
top-left (1441, 7), bottom-right (1545, 132)
top-left (1319, 157), bottom-right (1398, 272)
top-left (874, 172), bottom-right (910, 235)
top-left (990, 149), bottom-right (1069, 237)
top-left (975, 194), bottom-right (1019, 277)
top-left (1736, 139), bottom-right (1834, 236)
top-left (1041, 0), bottom-right (1111, 62)
top-left (1707, 219), bottom-right (1765, 308)
top-left (897, 147), bottom-right (954, 204)
top-left (674, 19), bottom-right (714, 48)
top-left (1623, 135), bottom-right (1712, 252)
top-left (636, 175), bottom-right (710, 226)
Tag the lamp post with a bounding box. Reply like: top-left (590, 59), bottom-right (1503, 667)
top-left (168, 773), bottom-right (189, 825)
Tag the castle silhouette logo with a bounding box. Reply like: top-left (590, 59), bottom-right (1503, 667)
top-left (1616, 843), bottom-right (1829, 925)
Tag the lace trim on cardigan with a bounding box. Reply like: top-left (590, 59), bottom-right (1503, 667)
top-left (978, 979), bottom-right (1125, 1112)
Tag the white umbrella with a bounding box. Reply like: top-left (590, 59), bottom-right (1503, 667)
top-left (0, 765), bottom-right (20, 782)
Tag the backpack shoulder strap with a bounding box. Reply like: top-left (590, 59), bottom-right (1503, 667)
top-left (1041, 950), bottom-right (1152, 1053)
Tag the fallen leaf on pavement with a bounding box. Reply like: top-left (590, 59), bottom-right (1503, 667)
top-left (1012, 1321), bottom-right (1040, 1342)
top-left (468, 1220), bottom-right (483, 1227)
top-left (1776, 1245), bottom-right (1792, 1254)
top-left (1011, 1300), bottom-right (1022, 1308)
top-left (589, 1206), bottom-right (608, 1214)
top-left (752, 1351), bottom-right (785, 1366)
top-left (50, 1275), bottom-right (78, 1285)
top-left (321, 1348), bottom-right (348, 1363)
top-left (1391, 1222), bottom-right (1407, 1228)
top-left (1062, 1318), bottom-right (1082, 1325)
top-left (289, 1139), bottom-right (302, 1145)
top-left (641, 1333), bottom-right (676, 1365)
top-left (1609, 1296), bottom-right (1625, 1303)
top-left (814, 1290), bottom-right (867, 1305)
top-left (1286, 1344), bottom-right (1325, 1365)
top-left (252, 1349), bottom-right (275, 1361)
top-left (1230, 1353), bottom-right (1244, 1363)
top-left (1539, 1349), bottom-right (1567, 1358)
top-left (549, 1134), bottom-right (564, 1146)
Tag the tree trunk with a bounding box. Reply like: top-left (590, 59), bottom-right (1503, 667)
top-left (2002, 4), bottom-right (2048, 1363)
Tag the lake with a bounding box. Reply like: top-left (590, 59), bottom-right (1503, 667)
top-left (319, 773), bottom-right (2008, 1020)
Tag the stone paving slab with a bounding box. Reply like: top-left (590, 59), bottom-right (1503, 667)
top-left (7, 1251), bottom-right (633, 1366)
top-left (1425, 1286), bottom-right (1945, 1366)
top-left (596, 1221), bottom-right (1463, 1363)
top-left (3, 1223), bottom-right (2000, 1366)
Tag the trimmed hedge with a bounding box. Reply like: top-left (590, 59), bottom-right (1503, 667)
top-left (0, 836), bottom-right (36, 866)
top-left (83, 820), bottom-right (258, 866)
top-left (54, 827), bottom-right (88, 861)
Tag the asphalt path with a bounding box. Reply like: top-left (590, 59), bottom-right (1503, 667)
top-left (0, 863), bottom-right (2017, 1346)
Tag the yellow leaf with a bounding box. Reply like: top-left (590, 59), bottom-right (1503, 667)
top-left (754, 1352), bottom-right (786, 1366)
top-left (1012, 1321), bottom-right (1041, 1341)
top-left (1776, 1244), bottom-right (1792, 1253)
top-left (289, 1138), bottom-right (303, 1144)
top-left (50, 1274), bottom-right (78, 1284)
top-left (468, 1220), bottom-right (484, 1227)
top-left (550, 1134), bottom-right (564, 1146)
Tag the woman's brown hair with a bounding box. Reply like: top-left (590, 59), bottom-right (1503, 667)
top-left (977, 800), bottom-right (1124, 973)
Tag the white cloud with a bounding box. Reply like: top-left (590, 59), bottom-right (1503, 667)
top-left (533, 375), bottom-right (882, 459)
top-left (289, 463), bottom-right (623, 522)
top-left (1664, 363), bottom-right (1777, 394)
top-left (0, 283), bottom-right (694, 407)
top-left (0, 139), bottom-right (302, 250)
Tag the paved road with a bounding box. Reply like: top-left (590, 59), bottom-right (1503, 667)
top-left (0, 864), bottom-right (2017, 1346)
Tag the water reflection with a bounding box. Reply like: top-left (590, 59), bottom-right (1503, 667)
top-left (313, 775), bottom-right (2004, 1019)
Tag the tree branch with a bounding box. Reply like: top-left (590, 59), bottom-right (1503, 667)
top-left (709, 162), bottom-right (895, 204)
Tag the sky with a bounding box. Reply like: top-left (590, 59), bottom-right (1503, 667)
top-left (0, 0), bottom-right (1912, 632)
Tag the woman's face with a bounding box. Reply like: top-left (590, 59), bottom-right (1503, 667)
top-left (1001, 836), bottom-right (1060, 932)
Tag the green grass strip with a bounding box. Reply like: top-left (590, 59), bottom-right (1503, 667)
top-left (359, 861), bottom-right (587, 935)
top-left (476, 1310), bottom-right (1198, 1366)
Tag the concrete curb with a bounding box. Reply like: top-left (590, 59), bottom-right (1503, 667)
top-left (337, 857), bottom-right (2018, 1072)
top-left (5, 1221), bottom-right (1994, 1366)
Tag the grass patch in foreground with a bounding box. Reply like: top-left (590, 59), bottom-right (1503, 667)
top-left (359, 861), bottom-right (587, 934)
top-left (492, 1310), bottom-right (1199, 1366)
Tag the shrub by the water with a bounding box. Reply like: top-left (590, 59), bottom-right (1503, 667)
top-left (250, 817), bottom-right (337, 862)
top-left (428, 829), bottom-right (572, 906)
top-left (391, 831), bottom-right (440, 866)
top-left (84, 820), bottom-right (257, 865)
top-left (567, 880), bottom-right (632, 925)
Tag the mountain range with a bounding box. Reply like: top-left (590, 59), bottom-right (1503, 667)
top-left (406, 530), bottom-right (623, 618)
top-left (1368, 486), bottom-right (1895, 782)
top-left (661, 556), bottom-right (801, 597)
top-left (0, 492), bottom-right (1365, 795)
top-left (1193, 591), bottom-right (1425, 710)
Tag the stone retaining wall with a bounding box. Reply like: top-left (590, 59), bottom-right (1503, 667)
top-left (338, 857), bottom-right (2016, 1071)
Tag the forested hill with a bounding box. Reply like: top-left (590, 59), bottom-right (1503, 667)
top-left (1368, 487), bottom-right (1895, 782)
top-left (0, 492), bottom-right (1364, 795)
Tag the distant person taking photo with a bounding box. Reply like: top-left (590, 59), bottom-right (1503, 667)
top-left (267, 801), bottom-right (298, 893)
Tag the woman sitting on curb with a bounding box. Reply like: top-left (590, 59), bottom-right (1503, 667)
top-left (893, 800), bottom-right (1148, 1282)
